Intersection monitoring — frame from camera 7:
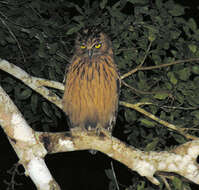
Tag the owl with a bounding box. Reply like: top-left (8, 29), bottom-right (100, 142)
top-left (63, 27), bottom-right (120, 138)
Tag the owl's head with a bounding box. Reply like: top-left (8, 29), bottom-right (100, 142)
top-left (75, 27), bottom-right (112, 58)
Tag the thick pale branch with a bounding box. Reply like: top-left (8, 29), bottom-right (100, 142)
top-left (36, 129), bottom-right (199, 185)
top-left (0, 58), bottom-right (192, 139)
top-left (0, 86), bottom-right (60, 190)
top-left (0, 59), bottom-right (62, 109)
top-left (0, 58), bottom-right (196, 140)
top-left (1, 58), bottom-right (199, 186)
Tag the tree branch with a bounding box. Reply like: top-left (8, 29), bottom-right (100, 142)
top-left (0, 58), bottom-right (197, 139)
top-left (36, 129), bottom-right (199, 185)
top-left (121, 58), bottom-right (199, 80)
top-left (120, 101), bottom-right (198, 140)
top-left (0, 59), bottom-right (63, 109)
top-left (0, 58), bottom-right (197, 141)
top-left (1, 58), bottom-right (199, 188)
top-left (0, 86), bottom-right (60, 190)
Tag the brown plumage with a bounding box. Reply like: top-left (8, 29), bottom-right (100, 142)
top-left (63, 27), bottom-right (120, 135)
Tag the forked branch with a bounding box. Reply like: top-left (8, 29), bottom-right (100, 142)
top-left (1, 58), bottom-right (199, 188)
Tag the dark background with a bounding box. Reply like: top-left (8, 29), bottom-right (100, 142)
top-left (0, 0), bottom-right (199, 189)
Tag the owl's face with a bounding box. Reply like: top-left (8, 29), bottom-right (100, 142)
top-left (75, 27), bottom-right (112, 58)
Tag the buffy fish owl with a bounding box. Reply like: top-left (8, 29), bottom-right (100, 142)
top-left (63, 27), bottom-right (120, 143)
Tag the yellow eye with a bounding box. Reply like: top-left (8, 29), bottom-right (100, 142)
top-left (80, 45), bottom-right (86, 49)
top-left (95, 43), bottom-right (101, 48)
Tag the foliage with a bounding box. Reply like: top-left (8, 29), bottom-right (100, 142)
top-left (0, 0), bottom-right (199, 189)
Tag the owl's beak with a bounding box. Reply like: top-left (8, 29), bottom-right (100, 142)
top-left (88, 49), bottom-right (93, 59)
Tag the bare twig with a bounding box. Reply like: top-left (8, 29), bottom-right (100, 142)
top-left (111, 161), bottom-right (120, 190)
top-left (160, 105), bottom-right (199, 110)
top-left (122, 80), bottom-right (156, 95)
top-left (139, 40), bottom-right (153, 68)
top-left (159, 175), bottom-right (171, 190)
top-left (121, 57), bottom-right (199, 79)
top-left (119, 101), bottom-right (198, 140)
top-left (4, 163), bottom-right (22, 190)
top-left (121, 40), bottom-right (152, 79)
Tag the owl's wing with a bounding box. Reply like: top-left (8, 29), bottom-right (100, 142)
top-left (107, 77), bottom-right (121, 133)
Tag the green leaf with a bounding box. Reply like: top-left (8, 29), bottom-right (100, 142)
top-left (149, 105), bottom-right (158, 115)
top-left (148, 32), bottom-right (156, 42)
top-left (168, 5), bottom-right (185, 16)
top-left (31, 94), bottom-right (38, 114)
top-left (155, 0), bottom-right (163, 9)
top-left (113, 41), bottom-right (120, 50)
top-left (18, 89), bottom-right (32, 100)
top-left (125, 110), bottom-right (137, 123)
top-left (65, 2), bottom-right (84, 15)
top-left (152, 54), bottom-right (161, 65)
top-left (160, 111), bottom-right (166, 120)
top-left (188, 18), bottom-right (197, 31)
top-left (66, 26), bottom-right (81, 35)
top-left (38, 44), bottom-right (46, 58)
top-left (154, 92), bottom-right (168, 100)
top-left (73, 16), bottom-right (84, 23)
top-left (165, 82), bottom-right (172, 90)
top-left (177, 68), bottom-right (191, 81)
top-left (172, 177), bottom-right (182, 190)
top-left (51, 104), bottom-right (62, 119)
top-left (2, 77), bottom-right (16, 92)
top-left (191, 111), bottom-right (199, 120)
top-left (100, 0), bottom-right (107, 9)
top-left (145, 137), bottom-right (159, 151)
top-left (171, 50), bottom-right (177, 56)
top-left (127, 0), bottom-right (148, 4)
top-left (140, 118), bottom-right (156, 127)
top-left (192, 66), bottom-right (199, 74)
top-left (176, 93), bottom-right (184, 104)
top-left (171, 30), bottom-right (181, 40)
top-left (167, 72), bottom-right (178, 85)
top-left (5, 36), bottom-right (16, 44)
top-left (138, 71), bottom-right (146, 80)
top-left (172, 134), bottom-right (186, 144)
top-left (108, 9), bottom-right (124, 20)
top-left (194, 77), bottom-right (199, 87)
top-left (188, 44), bottom-right (197, 53)
top-left (48, 43), bottom-right (58, 55)
top-left (137, 181), bottom-right (145, 190)
top-left (48, 67), bottom-right (56, 80)
top-left (147, 26), bottom-right (158, 42)
top-left (187, 96), bottom-right (199, 106)
top-left (42, 102), bottom-right (53, 117)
